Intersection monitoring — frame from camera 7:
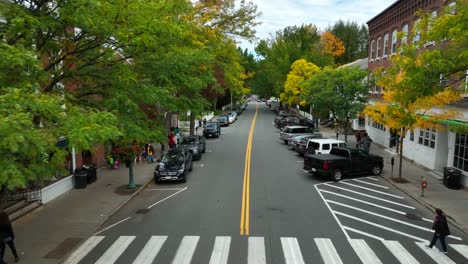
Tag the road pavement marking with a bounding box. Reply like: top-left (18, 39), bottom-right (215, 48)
top-left (351, 179), bottom-right (389, 189)
top-left (146, 188), bottom-right (185, 191)
top-left (319, 189), bottom-right (407, 215)
top-left (314, 185), bottom-right (350, 240)
top-left (147, 187), bottom-right (187, 209)
top-left (340, 181), bottom-right (404, 198)
top-left (415, 242), bottom-right (456, 264)
top-left (314, 238), bottom-right (343, 264)
top-left (323, 183), bottom-right (415, 209)
top-left (172, 236), bottom-right (200, 264)
top-left (248, 237), bottom-right (266, 264)
top-left (297, 160), bottom-right (304, 163)
top-left (63, 236), bottom-right (105, 264)
top-left (335, 211), bottom-right (429, 242)
top-left (95, 236), bottom-right (135, 264)
top-left (382, 240), bottom-right (420, 264)
top-left (281, 237), bottom-right (305, 264)
top-left (348, 239), bottom-right (383, 264)
top-left (132, 236), bottom-right (167, 264)
top-left (343, 226), bottom-right (385, 241)
top-left (209, 236), bottom-right (231, 264)
top-left (93, 217), bottom-right (131, 236)
top-left (240, 103), bottom-right (258, 235)
top-left (450, 244), bottom-right (468, 259)
top-left (326, 199), bottom-right (442, 235)
top-left (193, 164), bottom-right (204, 167)
top-left (367, 176), bottom-right (380, 181)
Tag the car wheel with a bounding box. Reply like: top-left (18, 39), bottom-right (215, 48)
top-left (283, 140), bottom-right (288, 144)
top-left (371, 165), bottom-right (382, 175)
top-left (180, 177), bottom-right (187, 183)
top-left (155, 178), bottom-right (161, 184)
top-left (202, 146), bottom-right (206, 153)
top-left (189, 165), bottom-right (193, 171)
top-left (332, 169), bottom-right (343, 181)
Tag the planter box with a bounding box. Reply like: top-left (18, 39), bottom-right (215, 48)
top-left (40, 175), bottom-right (74, 204)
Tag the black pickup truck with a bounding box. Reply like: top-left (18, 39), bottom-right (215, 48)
top-left (304, 147), bottom-right (384, 181)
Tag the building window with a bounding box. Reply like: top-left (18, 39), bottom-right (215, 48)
top-left (384, 33), bottom-right (389, 56)
top-left (418, 128), bottom-right (436, 148)
top-left (391, 29), bottom-right (397, 54)
top-left (370, 40), bottom-right (375, 59)
top-left (453, 133), bottom-right (468, 172)
top-left (377, 37), bottom-right (381, 58)
top-left (402, 24), bottom-right (408, 45)
top-left (372, 121), bottom-right (386, 131)
top-left (414, 18), bottom-right (421, 43)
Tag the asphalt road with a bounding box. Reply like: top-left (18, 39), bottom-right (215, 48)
top-left (63, 102), bottom-right (468, 264)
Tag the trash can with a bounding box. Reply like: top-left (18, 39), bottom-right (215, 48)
top-left (74, 168), bottom-right (88, 189)
top-left (443, 167), bottom-right (462, 190)
top-left (86, 165), bottom-right (97, 184)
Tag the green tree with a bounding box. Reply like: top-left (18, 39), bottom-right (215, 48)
top-left (328, 20), bottom-right (369, 65)
top-left (364, 1), bottom-right (467, 181)
top-left (305, 66), bottom-right (369, 142)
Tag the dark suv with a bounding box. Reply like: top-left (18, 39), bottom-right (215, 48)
top-left (154, 148), bottom-right (193, 183)
top-left (203, 121), bottom-right (221, 138)
top-left (179, 135), bottom-right (206, 160)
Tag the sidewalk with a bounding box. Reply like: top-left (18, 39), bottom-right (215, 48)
top-left (321, 127), bottom-right (468, 235)
top-left (9, 145), bottom-right (164, 264)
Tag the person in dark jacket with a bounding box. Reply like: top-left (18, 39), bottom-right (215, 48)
top-left (0, 211), bottom-right (19, 263)
top-left (426, 208), bottom-right (450, 253)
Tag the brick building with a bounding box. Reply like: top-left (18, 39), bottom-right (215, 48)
top-left (365, 0), bottom-right (467, 186)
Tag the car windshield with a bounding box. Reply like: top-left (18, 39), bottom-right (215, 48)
top-left (206, 123), bottom-right (217, 127)
top-left (219, 116), bottom-right (227, 121)
top-left (161, 152), bottom-right (184, 166)
top-left (181, 137), bottom-right (198, 144)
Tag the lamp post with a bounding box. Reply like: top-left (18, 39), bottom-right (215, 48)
top-left (128, 161), bottom-right (135, 189)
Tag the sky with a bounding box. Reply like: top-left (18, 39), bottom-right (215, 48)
top-left (237, 0), bottom-right (396, 53)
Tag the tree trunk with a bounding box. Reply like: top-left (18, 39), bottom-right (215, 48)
top-left (189, 113), bottom-right (195, 135)
top-left (398, 135), bottom-right (405, 181)
top-left (344, 118), bottom-right (348, 143)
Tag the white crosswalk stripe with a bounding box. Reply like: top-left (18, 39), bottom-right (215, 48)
top-left (415, 242), bottom-right (457, 264)
top-left (450, 244), bottom-right (468, 259)
top-left (209, 236), bottom-right (231, 264)
top-left (63, 236), bottom-right (104, 264)
top-left (172, 236), bottom-right (200, 264)
top-left (348, 239), bottom-right (383, 264)
top-left (132, 236), bottom-right (167, 264)
top-left (314, 238), bottom-right (343, 264)
top-left (281, 237), bottom-right (305, 264)
top-left (95, 236), bottom-right (135, 264)
top-left (63, 235), bottom-right (468, 264)
top-left (382, 240), bottom-right (420, 264)
top-left (248, 237), bottom-right (266, 264)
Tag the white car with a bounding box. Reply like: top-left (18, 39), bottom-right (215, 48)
top-left (227, 112), bottom-right (237, 123)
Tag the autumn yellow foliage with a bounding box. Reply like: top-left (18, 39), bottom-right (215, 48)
top-left (280, 59), bottom-right (320, 107)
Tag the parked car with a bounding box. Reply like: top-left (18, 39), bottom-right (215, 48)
top-left (203, 121), bottom-right (221, 138)
top-left (278, 116), bottom-right (314, 130)
top-left (287, 134), bottom-right (321, 150)
top-left (179, 135), bottom-right (206, 160)
top-left (154, 148), bottom-right (193, 183)
top-left (305, 138), bottom-right (347, 155)
top-left (227, 112), bottom-right (237, 123)
top-left (218, 115), bottom-right (229, 127)
top-left (279, 126), bottom-right (315, 144)
top-left (294, 133), bottom-right (325, 155)
top-left (257, 99), bottom-right (262, 102)
top-left (304, 147), bottom-right (384, 181)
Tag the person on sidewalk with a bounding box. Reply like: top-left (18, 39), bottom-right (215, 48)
top-left (0, 211), bottom-right (19, 263)
top-left (426, 208), bottom-right (450, 253)
top-left (362, 133), bottom-right (373, 153)
top-left (168, 132), bottom-right (176, 149)
top-left (146, 144), bottom-right (155, 164)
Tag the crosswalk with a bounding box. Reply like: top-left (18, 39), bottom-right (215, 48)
top-left (63, 235), bottom-right (468, 264)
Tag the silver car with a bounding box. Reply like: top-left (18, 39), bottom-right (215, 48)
top-left (279, 126), bottom-right (314, 144)
top-left (288, 135), bottom-right (312, 150)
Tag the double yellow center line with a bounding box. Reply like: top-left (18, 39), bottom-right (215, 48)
top-left (240, 103), bottom-right (258, 235)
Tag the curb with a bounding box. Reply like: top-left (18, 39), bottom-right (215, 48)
top-left (381, 175), bottom-right (468, 236)
top-left (95, 175), bottom-right (154, 232)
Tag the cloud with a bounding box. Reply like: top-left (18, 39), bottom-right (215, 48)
top-left (237, 0), bottom-right (396, 52)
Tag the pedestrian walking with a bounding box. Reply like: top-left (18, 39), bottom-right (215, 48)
top-left (203, 118), bottom-right (207, 127)
top-left (199, 119), bottom-right (202, 128)
top-left (146, 144), bottom-right (155, 164)
top-left (426, 208), bottom-right (450, 253)
top-left (362, 133), bottom-right (373, 153)
top-left (169, 132), bottom-right (176, 149)
top-left (0, 211), bottom-right (19, 263)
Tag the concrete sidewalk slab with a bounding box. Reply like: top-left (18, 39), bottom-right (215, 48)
top-left (10, 155), bottom-right (158, 264)
top-left (320, 127), bottom-right (468, 236)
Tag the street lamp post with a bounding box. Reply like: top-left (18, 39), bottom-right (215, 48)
top-left (128, 159), bottom-right (136, 189)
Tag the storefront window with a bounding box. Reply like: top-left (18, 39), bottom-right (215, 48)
top-left (453, 133), bottom-right (468, 172)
